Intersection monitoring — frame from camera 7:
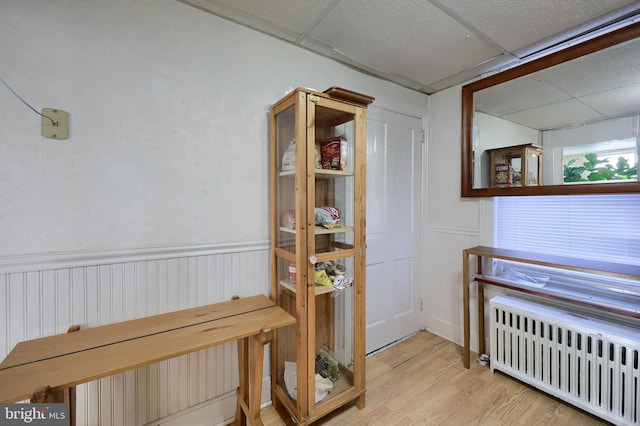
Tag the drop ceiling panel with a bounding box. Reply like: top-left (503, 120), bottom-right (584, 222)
top-left (179, 0), bottom-right (640, 95)
top-left (182, 0), bottom-right (335, 39)
top-left (439, 0), bottom-right (637, 52)
top-left (474, 73), bottom-right (572, 116)
top-left (539, 37), bottom-right (640, 97)
top-left (580, 82), bottom-right (640, 118)
top-left (306, 0), bottom-right (502, 86)
top-left (504, 99), bottom-right (605, 130)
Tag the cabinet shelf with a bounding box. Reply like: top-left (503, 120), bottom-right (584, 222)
top-left (280, 169), bottom-right (354, 178)
top-left (315, 169), bottom-right (353, 178)
top-left (280, 225), bottom-right (354, 235)
top-left (280, 279), bottom-right (335, 296)
top-left (316, 363), bottom-right (355, 405)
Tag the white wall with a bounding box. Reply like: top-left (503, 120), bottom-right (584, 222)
top-left (425, 84), bottom-right (491, 350)
top-left (1, 1), bottom-right (495, 422)
top-left (0, 0), bottom-right (427, 257)
top-left (0, 1), bottom-right (430, 425)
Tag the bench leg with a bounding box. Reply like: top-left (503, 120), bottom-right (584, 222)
top-left (235, 327), bottom-right (273, 426)
top-left (30, 385), bottom-right (76, 426)
top-left (29, 325), bottom-right (80, 425)
top-left (236, 337), bottom-right (249, 426)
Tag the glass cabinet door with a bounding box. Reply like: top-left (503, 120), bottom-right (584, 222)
top-left (270, 88), bottom-right (366, 424)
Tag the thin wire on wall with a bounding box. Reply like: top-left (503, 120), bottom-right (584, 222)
top-left (0, 77), bottom-right (57, 125)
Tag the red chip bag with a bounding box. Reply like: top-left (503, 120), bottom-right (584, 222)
top-left (321, 136), bottom-right (347, 171)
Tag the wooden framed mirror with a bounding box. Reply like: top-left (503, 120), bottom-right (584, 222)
top-left (462, 21), bottom-right (640, 197)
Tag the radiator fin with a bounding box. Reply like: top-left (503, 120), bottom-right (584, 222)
top-left (490, 295), bottom-right (640, 425)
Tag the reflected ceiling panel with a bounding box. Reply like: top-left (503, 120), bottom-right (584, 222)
top-left (475, 36), bottom-right (640, 130)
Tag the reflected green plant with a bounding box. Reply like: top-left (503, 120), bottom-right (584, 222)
top-left (563, 153), bottom-right (637, 183)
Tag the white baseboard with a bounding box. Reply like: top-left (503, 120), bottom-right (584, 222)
top-left (149, 378), bottom-right (272, 426)
top-left (424, 316), bottom-right (478, 353)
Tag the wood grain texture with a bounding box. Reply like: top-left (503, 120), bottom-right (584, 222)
top-left (0, 296), bottom-right (295, 403)
top-left (261, 331), bottom-right (608, 425)
top-left (0, 295), bottom-right (277, 369)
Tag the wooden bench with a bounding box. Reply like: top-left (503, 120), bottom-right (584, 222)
top-left (0, 295), bottom-right (295, 426)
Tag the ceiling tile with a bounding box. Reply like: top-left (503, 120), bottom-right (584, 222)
top-left (504, 99), bottom-right (605, 130)
top-left (438, 0), bottom-right (638, 52)
top-left (474, 73), bottom-right (572, 116)
top-left (180, 0), bottom-right (640, 95)
top-left (306, 0), bottom-right (502, 86)
top-left (581, 82), bottom-right (640, 118)
top-left (183, 0), bottom-right (336, 38)
top-left (540, 36), bottom-right (640, 97)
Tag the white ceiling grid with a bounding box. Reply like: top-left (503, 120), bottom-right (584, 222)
top-left (305, 0), bottom-right (503, 88)
top-left (180, 0), bottom-right (640, 94)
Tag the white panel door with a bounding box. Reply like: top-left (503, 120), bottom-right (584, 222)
top-left (365, 107), bottom-right (423, 354)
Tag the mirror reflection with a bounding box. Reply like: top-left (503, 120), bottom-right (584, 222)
top-left (471, 30), bottom-right (640, 190)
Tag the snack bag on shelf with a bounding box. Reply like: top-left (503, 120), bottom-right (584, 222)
top-left (321, 136), bottom-right (347, 170)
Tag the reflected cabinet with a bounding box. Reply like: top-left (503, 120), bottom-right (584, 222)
top-left (269, 88), bottom-right (371, 424)
top-left (488, 144), bottom-right (542, 187)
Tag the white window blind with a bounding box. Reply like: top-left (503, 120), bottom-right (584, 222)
top-left (494, 194), bottom-right (640, 266)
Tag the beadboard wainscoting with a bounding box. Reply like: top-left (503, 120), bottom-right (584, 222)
top-left (0, 241), bottom-right (271, 426)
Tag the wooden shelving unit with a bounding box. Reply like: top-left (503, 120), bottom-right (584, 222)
top-left (269, 88), bottom-right (372, 424)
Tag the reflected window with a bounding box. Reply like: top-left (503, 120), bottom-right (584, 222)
top-left (562, 138), bottom-right (638, 183)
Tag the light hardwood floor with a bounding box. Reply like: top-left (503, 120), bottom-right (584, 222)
top-left (261, 331), bottom-right (609, 425)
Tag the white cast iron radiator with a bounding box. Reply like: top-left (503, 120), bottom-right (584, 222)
top-left (489, 295), bottom-right (640, 425)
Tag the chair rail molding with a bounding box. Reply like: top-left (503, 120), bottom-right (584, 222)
top-left (0, 240), bottom-right (270, 275)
